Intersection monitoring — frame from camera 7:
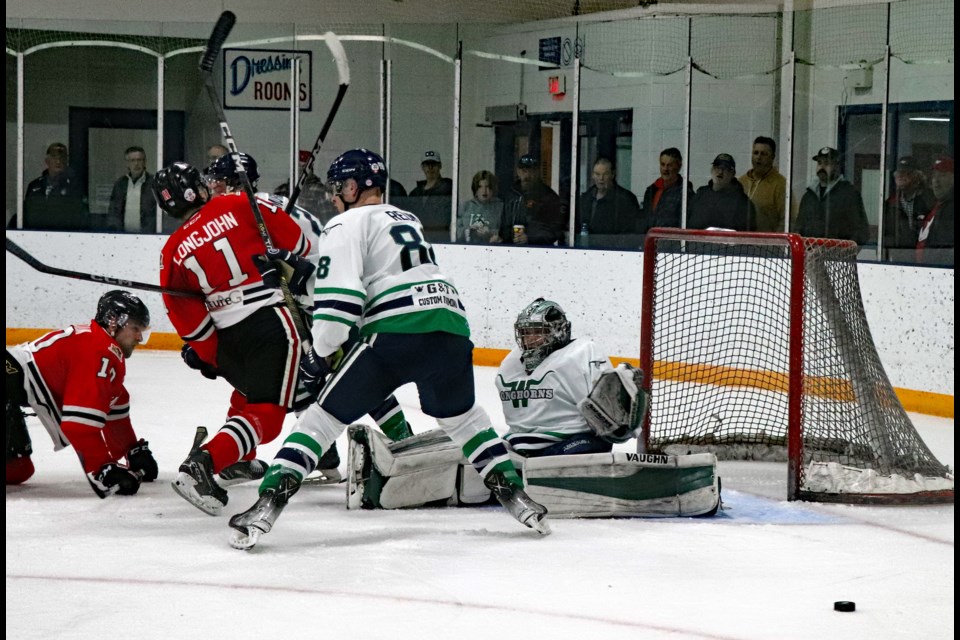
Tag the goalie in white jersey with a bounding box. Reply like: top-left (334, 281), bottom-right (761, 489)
top-left (229, 149), bottom-right (549, 549)
top-left (499, 297), bottom-right (617, 457)
top-left (341, 298), bottom-right (720, 518)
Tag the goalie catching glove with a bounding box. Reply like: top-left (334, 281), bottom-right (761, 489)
top-left (253, 248), bottom-right (314, 297)
top-left (579, 363), bottom-right (649, 444)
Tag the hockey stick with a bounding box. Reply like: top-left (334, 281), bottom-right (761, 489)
top-left (287, 32), bottom-right (351, 211)
top-left (199, 11), bottom-right (312, 349)
top-left (5, 237), bottom-right (202, 298)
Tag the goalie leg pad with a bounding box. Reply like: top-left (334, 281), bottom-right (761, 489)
top-left (347, 425), bottom-right (476, 510)
top-left (522, 452), bottom-right (720, 518)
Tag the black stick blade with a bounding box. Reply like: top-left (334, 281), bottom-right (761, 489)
top-left (199, 11), bottom-right (236, 72)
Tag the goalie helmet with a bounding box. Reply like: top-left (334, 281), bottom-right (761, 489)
top-left (152, 162), bottom-right (209, 219)
top-left (515, 298), bottom-right (572, 372)
top-left (95, 290), bottom-right (150, 332)
top-left (205, 152), bottom-right (260, 189)
top-left (327, 148), bottom-right (388, 193)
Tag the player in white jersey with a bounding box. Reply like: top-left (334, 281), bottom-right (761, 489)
top-left (228, 149), bottom-right (549, 548)
top-left (498, 298), bottom-right (615, 457)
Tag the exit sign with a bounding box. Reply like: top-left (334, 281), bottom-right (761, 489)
top-left (548, 75), bottom-right (565, 95)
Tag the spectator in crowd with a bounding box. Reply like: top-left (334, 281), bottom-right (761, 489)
top-left (688, 153), bottom-right (757, 231)
top-left (639, 147), bottom-right (694, 233)
top-left (738, 136), bottom-right (786, 232)
top-left (795, 147), bottom-right (869, 244)
top-left (273, 149), bottom-right (338, 226)
top-left (458, 170), bottom-right (504, 243)
top-left (883, 156), bottom-right (935, 249)
top-left (206, 144), bottom-right (228, 165)
top-left (107, 146), bottom-right (156, 233)
top-left (19, 142), bottom-right (88, 231)
top-left (386, 178), bottom-right (408, 200)
top-left (916, 155), bottom-right (954, 264)
top-left (577, 157), bottom-right (642, 235)
top-left (406, 150), bottom-right (453, 241)
top-left (503, 154), bottom-right (567, 246)
top-left (409, 150), bottom-right (453, 197)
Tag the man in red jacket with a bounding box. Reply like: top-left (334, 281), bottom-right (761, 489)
top-left (6, 290), bottom-right (157, 496)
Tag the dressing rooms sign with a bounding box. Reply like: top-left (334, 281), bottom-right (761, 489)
top-left (224, 48), bottom-right (312, 110)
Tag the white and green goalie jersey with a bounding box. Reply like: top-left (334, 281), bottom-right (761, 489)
top-left (497, 339), bottom-right (610, 454)
top-left (310, 203), bottom-right (470, 357)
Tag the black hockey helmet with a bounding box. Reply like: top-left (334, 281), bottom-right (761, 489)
top-left (205, 152), bottom-right (260, 189)
top-left (327, 148), bottom-right (388, 194)
top-left (515, 297), bottom-right (572, 372)
top-left (95, 290), bottom-right (150, 332)
top-left (152, 162), bottom-right (208, 219)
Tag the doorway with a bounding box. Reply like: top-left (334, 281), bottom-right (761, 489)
top-left (494, 109), bottom-right (631, 205)
top-left (69, 107), bottom-right (185, 215)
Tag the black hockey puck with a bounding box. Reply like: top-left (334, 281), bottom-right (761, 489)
top-left (834, 601), bottom-right (856, 612)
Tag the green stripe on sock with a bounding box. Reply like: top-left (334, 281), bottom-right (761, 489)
top-left (260, 465), bottom-right (303, 494)
top-left (462, 428), bottom-right (499, 458)
top-left (285, 431), bottom-right (324, 458)
top-left (491, 459), bottom-right (522, 488)
top-left (379, 414), bottom-right (413, 441)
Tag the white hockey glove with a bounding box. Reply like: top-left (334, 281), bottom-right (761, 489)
top-left (578, 363), bottom-right (649, 444)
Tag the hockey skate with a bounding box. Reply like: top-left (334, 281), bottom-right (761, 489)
top-left (302, 443), bottom-right (342, 485)
top-left (218, 459), bottom-right (268, 487)
top-left (172, 449), bottom-right (228, 516)
top-left (484, 471), bottom-right (551, 535)
top-left (228, 473), bottom-right (301, 550)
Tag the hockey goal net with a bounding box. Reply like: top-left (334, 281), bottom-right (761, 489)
top-left (639, 228), bottom-right (953, 504)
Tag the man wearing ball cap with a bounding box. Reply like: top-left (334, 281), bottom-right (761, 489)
top-left (795, 146), bottom-right (869, 244)
top-left (916, 155), bottom-right (954, 264)
top-left (503, 154), bottom-right (567, 246)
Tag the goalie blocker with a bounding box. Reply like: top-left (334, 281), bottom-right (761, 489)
top-left (346, 425), bottom-right (721, 518)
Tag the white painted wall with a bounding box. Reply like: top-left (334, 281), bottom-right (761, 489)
top-left (6, 231), bottom-right (954, 396)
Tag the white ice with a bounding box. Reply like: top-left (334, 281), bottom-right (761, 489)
top-left (6, 351), bottom-right (954, 640)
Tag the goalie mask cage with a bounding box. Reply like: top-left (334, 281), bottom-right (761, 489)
top-left (639, 228), bottom-right (953, 504)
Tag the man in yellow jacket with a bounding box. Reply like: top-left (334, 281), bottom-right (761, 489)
top-left (739, 136), bottom-right (787, 232)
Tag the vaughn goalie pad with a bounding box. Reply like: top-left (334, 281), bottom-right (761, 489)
top-left (579, 363), bottom-right (648, 444)
top-left (346, 425), bottom-right (492, 510)
top-left (522, 452), bottom-right (720, 517)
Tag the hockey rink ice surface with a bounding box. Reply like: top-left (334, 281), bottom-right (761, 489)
top-left (5, 350), bottom-right (954, 640)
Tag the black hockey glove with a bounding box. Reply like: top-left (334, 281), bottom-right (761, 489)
top-left (181, 345), bottom-right (218, 380)
top-left (299, 348), bottom-right (333, 395)
top-left (127, 439), bottom-right (158, 482)
top-left (87, 462), bottom-right (141, 498)
top-left (253, 248), bottom-right (314, 296)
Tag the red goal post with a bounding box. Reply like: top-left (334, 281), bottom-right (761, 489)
top-left (639, 228), bottom-right (953, 504)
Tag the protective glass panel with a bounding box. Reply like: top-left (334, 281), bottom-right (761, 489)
top-left (577, 16), bottom-right (690, 250)
top-left (387, 24), bottom-right (457, 245)
top-left (18, 19), bottom-right (161, 234)
top-left (459, 25), bottom-right (535, 247)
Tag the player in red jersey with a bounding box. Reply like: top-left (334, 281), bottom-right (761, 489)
top-left (6, 290), bottom-right (157, 497)
top-left (154, 161), bottom-right (314, 516)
